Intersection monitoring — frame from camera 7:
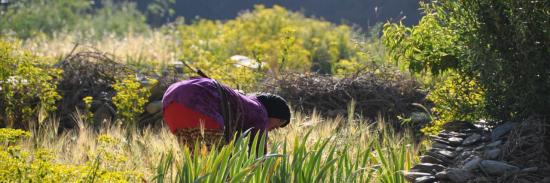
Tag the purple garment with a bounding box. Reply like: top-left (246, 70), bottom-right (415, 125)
top-left (162, 78), bottom-right (269, 135)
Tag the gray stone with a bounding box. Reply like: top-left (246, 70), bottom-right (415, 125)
top-left (486, 140), bottom-right (502, 148)
top-left (458, 151), bottom-right (473, 160)
top-left (480, 160), bottom-right (520, 175)
top-left (435, 171), bottom-right (448, 180)
top-left (484, 148), bottom-right (501, 160)
top-left (462, 133), bottom-right (481, 146)
top-left (415, 176), bottom-right (436, 183)
top-left (432, 142), bottom-right (456, 151)
top-left (411, 163), bottom-right (446, 173)
top-left (429, 135), bottom-right (440, 139)
top-left (448, 137), bottom-right (464, 146)
top-left (463, 156), bottom-right (481, 171)
top-left (145, 100), bottom-right (162, 114)
top-left (426, 151), bottom-right (452, 164)
top-left (431, 148), bottom-right (456, 158)
top-left (460, 128), bottom-right (477, 134)
top-left (542, 177), bottom-right (550, 183)
top-left (434, 138), bottom-right (451, 146)
top-left (456, 147), bottom-right (464, 152)
top-left (491, 122), bottom-right (518, 140)
top-left (447, 168), bottom-right (473, 183)
top-left (403, 171), bottom-right (432, 182)
top-left (520, 167), bottom-right (538, 173)
top-left (442, 121), bottom-right (477, 131)
top-left (420, 155), bottom-right (447, 165)
top-left (474, 120), bottom-right (490, 130)
top-left (439, 131), bottom-right (468, 138)
top-left (474, 144), bottom-right (485, 151)
top-left (448, 131), bottom-right (468, 138)
top-left (481, 135), bottom-right (488, 141)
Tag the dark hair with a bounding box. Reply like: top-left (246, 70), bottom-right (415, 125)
top-left (256, 93), bottom-right (291, 127)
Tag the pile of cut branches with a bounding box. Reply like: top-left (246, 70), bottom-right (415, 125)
top-left (261, 71), bottom-right (430, 127)
top-left (55, 50), bottom-right (182, 130)
top-left (55, 51), bottom-right (135, 129)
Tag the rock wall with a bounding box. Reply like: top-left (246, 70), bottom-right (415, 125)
top-left (405, 118), bottom-right (550, 183)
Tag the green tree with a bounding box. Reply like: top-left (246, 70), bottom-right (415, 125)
top-left (81, 0), bottom-right (149, 38)
top-left (0, 0), bottom-right (149, 39)
top-left (384, 1), bottom-right (550, 124)
top-left (146, 0), bottom-right (176, 26)
top-left (0, 0), bottom-right (91, 39)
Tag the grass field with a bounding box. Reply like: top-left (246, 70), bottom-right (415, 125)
top-left (0, 4), bottom-right (426, 182)
top-left (1, 111), bottom-right (424, 182)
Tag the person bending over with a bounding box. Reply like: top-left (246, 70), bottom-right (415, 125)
top-left (162, 77), bottom-right (291, 151)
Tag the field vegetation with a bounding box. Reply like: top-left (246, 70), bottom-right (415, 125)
top-left (1, 112), bottom-right (423, 182)
top-left (1, 1), bottom-right (423, 182)
top-left (1, 0), bottom-right (548, 182)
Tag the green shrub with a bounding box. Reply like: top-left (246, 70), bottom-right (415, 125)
top-left (0, 128), bottom-right (142, 182)
top-left (0, 39), bottom-right (61, 129)
top-left (176, 5), bottom-right (370, 90)
top-left (112, 75), bottom-right (155, 127)
top-left (422, 72), bottom-right (486, 134)
top-left (0, 128), bottom-right (30, 143)
top-left (382, 8), bottom-right (459, 74)
top-left (383, 1), bottom-right (550, 124)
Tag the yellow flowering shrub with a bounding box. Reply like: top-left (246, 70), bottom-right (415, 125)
top-left (422, 72), bottom-right (486, 134)
top-left (82, 96), bottom-right (94, 121)
top-left (0, 39), bottom-right (61, 128)
top-left (177, 5), bottom-right (368, 90)
top-left (112, 75), bottom-right (156, 126)
top-left (0, 128), bottom-right (142, 182)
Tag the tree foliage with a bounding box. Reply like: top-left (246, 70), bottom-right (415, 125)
top-left (384, 1), bottom-right (550, 124)
top-left (0, 0), bottom-right (149, 39)
top-left (0, 0), bottom-right (91, 39)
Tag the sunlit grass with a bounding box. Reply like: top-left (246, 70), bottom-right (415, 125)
top-left (21, 30), bottom-right (179, 69)
top-left (1, 111), bottom-right (423, 182)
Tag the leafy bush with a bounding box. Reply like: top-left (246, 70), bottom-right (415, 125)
top-left (422, 72), bottom-right (486, 134)
top-left (382, 9), bottom-right (459, 74)
top-left (0, 128), bottom-right (30, 143)
top-left (177, 5), bottom-right (369, 90)
top-left (383, 1), bottom-right (550, 125)
top-left (0, 39), bottom-right (61, 129)
top-left (112, 75), bottom-right (155, 127)
top-left (0, 128), bottom-right (142, 182)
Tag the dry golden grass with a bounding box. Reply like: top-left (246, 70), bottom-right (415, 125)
top-left (19, 111), bottom-right (422, 180)
top-left (21, 30), bottom-right (179, 67)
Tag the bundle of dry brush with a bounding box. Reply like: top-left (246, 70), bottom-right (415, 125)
top-left (261, 71), bottom-right (430, 127)
top-left (55, 50), bottom-right (178, 130)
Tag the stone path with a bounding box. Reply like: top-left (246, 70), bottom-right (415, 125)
top-left (404, 121), bottom-right (550, 183)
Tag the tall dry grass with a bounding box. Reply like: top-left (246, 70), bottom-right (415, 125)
top-left (21, 30), bottom-right (180, 68)
top-left (15, 110), bottom-right (424, 182)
